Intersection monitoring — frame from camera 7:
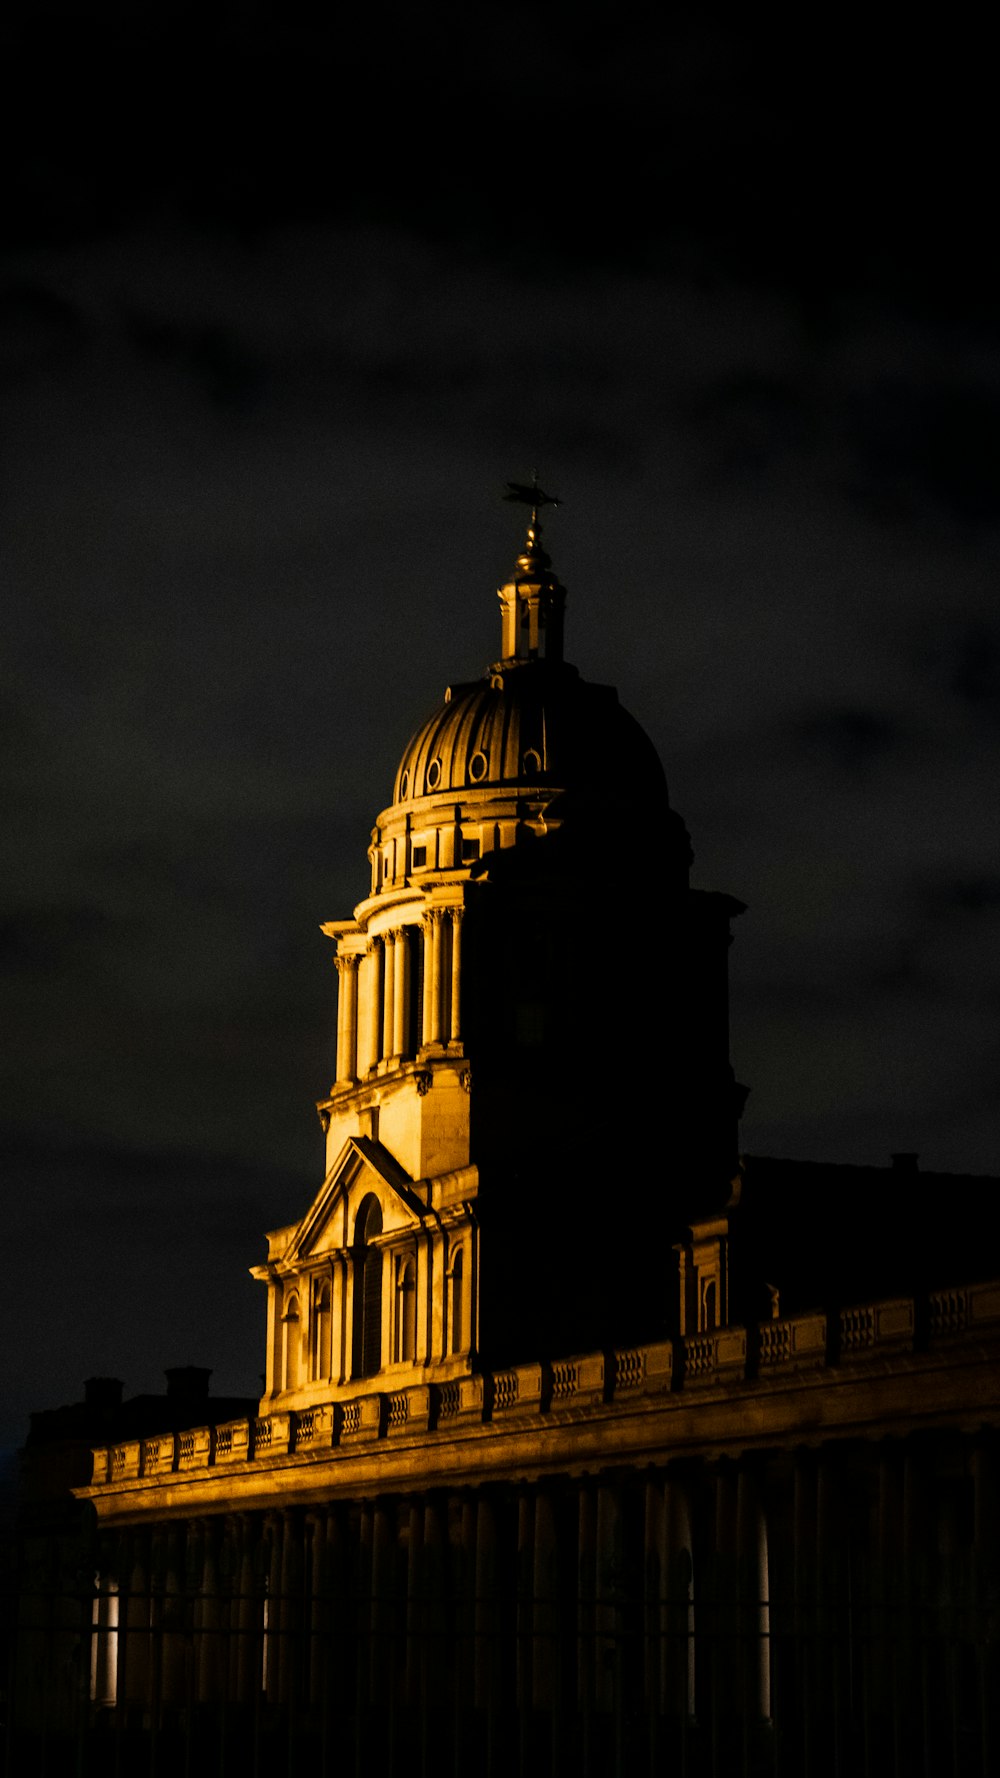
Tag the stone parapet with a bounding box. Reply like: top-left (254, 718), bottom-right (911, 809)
top-left (82, 1279), bottom-right (1000, 1511)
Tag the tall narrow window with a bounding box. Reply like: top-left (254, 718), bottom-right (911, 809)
top-left (282, 1294), bottom-right (300, 1390)
top-left (701, 1279), bottom-right (717, 1333)
top-left (352, 1197), bottom-right (383, 1378)
top-left (313, 1282), bottom-right (331, 1381)
top-left (396, 1258), bottom-right (416, 1362)
top-left (450, 1248), bottom-right (464, 1354)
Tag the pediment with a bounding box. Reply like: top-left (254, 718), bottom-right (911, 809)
top-left (286, 1137), bottom-right (425, 1264)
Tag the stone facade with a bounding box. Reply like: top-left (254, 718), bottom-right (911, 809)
top-left (10, 513), bottom-right (1000, 1775)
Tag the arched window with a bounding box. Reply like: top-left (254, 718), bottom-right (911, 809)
top-left (702, 1278), bottom-right (717, 1333)
top-left (313, 1282), bottom-right (331, 1381)
top-left (282, 1293), bottom-right (300, 1390)
top-left (449, 1247), bottom-right (464, 1354)
top-left (395, 1257), bottom-right (416, 1363)
top-left (352, 1196), bottom-right (383, 1378)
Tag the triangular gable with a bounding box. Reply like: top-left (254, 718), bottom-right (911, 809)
top-left (288, 1137), bottom-right (425, 1263)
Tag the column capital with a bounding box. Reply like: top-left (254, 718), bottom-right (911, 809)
top-left (448, 905), bottom-right (465, 927)
top-left (334, 952), bottom-right (360, 975)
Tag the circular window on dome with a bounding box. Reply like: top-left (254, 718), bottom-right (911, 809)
top-left (468, 751), bottom-right (488, 783)
top-left (399, 770), bottom-right (409, 800)
top-left (522, 748), bottom-right (542, 777)
top-left (426, 758), bottom-right (442, 790)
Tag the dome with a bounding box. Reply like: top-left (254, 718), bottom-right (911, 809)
top-left (391, 659), bottom-right (670, 811)
top-left (366, 501), bottom-right (693, 897)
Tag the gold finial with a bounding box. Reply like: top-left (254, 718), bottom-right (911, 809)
top-left (497, 473), bottom-right (566, 664)
top-left (503, 472), bottom-right (560, 560)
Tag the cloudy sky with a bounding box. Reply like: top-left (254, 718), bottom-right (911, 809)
top-left (3, 8), bottom-right (998, 1447)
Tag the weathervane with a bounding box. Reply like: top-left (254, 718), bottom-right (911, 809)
top-left (503, 471), bottom-right (560, 540)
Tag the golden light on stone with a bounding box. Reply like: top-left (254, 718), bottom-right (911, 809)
top-left (44, 493), bottom-right (1000, 1771)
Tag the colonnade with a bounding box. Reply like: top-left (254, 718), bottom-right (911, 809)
top-left (13, 1436), bottom-right (999, 1775)
top-left (335, 909), bottom-right (464, 1084)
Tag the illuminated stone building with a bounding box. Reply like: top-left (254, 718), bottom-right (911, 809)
top-left (10, 509), bottom-right (1000, 1777)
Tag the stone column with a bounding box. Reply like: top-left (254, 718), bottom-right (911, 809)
top-left (405, 1500), bottom-right (425, 1707)
top-left (381, 931), bottom-right (396, 1063)
top-left (392, 928), bottom-right (409, 1058)
top-left (120, 1529), bottom-right (151, 1710)
top-left (370, 1503), bottom-right (393, 1705)
top-left (234, 1515), bottom-right (259, 1706)
top-left (421, 912), bottom-right (441, 1047)
top-left (737, 1467), bottom-right (770, 1724)
top-left (448, 907), bottom-right (464, 1042)
top-left (422, 1498), bottom-right (447, 1709)
top-left (334, 955), bottom-right (347, 1078)
top-left (474, 1495), bottom-right (497, 1711)
top-left (577, 1483), bottom-right (597, 1712)
top-left (516, 1489), bottom-right (535, 1711)
top-left (306, 1514), bottom-right (325, 1709)
top-left (711, 1463), bottom-right (739, 1747)
top-left (361, 939), bottom-right (381, 1072)
top-left (160, 1527), bottom-right (185, 1705)
top-left (332, 1253), bottom-right (348, 1385)
top-left (92, 1554), bottom-right (119, 1706)
top-left (265, 1515), bottom-right (282, 1704)
top-left (196, 1520), bottom-right (221, 1703)
top-left (533, 1488), bottom-right (558, 1708)
top-left (324, 1508), bottom-right (350, 1714)
top-left (663, 1475), bottom-right (695, 1721)
top-left (334, 954), bottom-right (358, 1083)
top-left (794, 1451), bottom-right (820, 1768)
top-left (643, 1478), bottom-right (665, 1717)
top-left (429, 911), bottom-right (444, 1044)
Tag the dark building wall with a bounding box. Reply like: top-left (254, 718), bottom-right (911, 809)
top-left (8, 1428), bottom-right (999, 1777)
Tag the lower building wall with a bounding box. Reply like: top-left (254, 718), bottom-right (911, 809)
top-left (6, 1431), bottom-right (1000, 1778)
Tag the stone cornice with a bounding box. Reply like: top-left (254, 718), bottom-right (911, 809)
top-left (79, 1280), bottom-right (1000, 1525)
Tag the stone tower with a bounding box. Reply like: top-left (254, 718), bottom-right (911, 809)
top-left (253, 508), bottom-right (745, 1408)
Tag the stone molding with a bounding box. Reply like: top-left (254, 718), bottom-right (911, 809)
top-left (85, 1281), bottom-right (1000, 1501)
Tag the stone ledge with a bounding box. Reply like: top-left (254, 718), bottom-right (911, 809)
top-left (490, 1362), bottom-right (543, 1419)
top-left (84, 1279), bottom-right (1000, 1493)
top-left (758, 1312), bottom-right (828, 1370)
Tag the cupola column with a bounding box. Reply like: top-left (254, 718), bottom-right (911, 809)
top-left (334, 954), bottom-right (359, 1083)
top-left (392, 928), bottom-right (410, 1059)
top-left (448, 908), bottom-right (464, 1043)
top-left (360, 940), bottom-right (381, 1073)
top-left (422, 911), bottom-right (444, 1046)
top-left (430, 912), bottom-right (445, 1044)
top-left (382, 932), bottom-right (396, 1063)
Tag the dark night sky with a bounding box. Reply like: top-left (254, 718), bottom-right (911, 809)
top-left (3, 8), bottom-right (999, 1450)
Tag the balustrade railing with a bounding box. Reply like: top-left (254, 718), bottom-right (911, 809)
top-left (83, 1282), bottom-right (1000, 1488)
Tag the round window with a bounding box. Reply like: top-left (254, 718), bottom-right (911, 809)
top-left (468, 751), bottom-right (488, 783)
top-left (426, 758), bottom-right (441, 790)
top-left (522, 748), bottom-right (542, 777)
top-left (399, 770), bottom-right (409, 800)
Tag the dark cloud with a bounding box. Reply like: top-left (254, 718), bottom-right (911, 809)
top-left (4, 10), bottom-right (999, 1449)
top-left (0, 1135), bottom-right (291, 1441)
top-left (791, 707), bottom-right (902, 777)
top-left (0, 280), bottom-right (86, 382)
top-left (948, 624), bottom-right (1000, 715)
top-left (923, 876), bottom-right (1000, 918)
top-left (0, 903), bottom-right (121, 977)
top-left (125, 314), bottom-right (265, 409)
top-left (848, 383), bottom-right (1000, 525)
